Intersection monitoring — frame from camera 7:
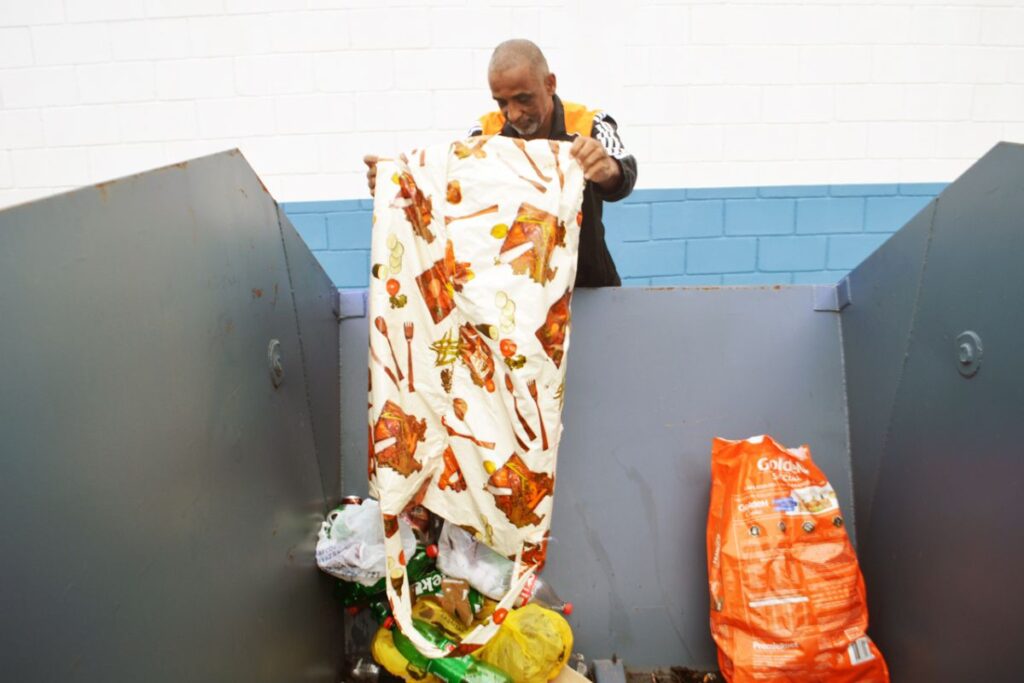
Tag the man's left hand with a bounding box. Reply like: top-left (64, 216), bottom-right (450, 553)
top-left (569, 136), bottom-right (622, 192)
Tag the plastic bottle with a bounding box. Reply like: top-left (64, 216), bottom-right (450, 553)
top-left (514, 574), bottom-right (573, 615)
top-left (391, 618), bottom-right (512, 683)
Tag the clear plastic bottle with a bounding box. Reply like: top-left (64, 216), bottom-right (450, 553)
top-left (514, 574), bottom-right (573, 615)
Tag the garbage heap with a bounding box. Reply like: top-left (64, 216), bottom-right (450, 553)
top-left (317, 497), bottom-right (577, 683)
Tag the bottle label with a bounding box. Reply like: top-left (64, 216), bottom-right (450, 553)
top-left (517, 573), bottom-right (538, 604)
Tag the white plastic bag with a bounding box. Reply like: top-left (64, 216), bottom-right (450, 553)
top-left (436, 520), bottom-right (514, 599)
top-left (315, 498), bottom-right (416, 586)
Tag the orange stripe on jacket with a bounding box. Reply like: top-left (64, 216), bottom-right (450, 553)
top-left (478, 101), bottom-right (598, 138)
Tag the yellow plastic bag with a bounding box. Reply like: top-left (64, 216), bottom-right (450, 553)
top-left (474, 603), bottom-right (573, 683)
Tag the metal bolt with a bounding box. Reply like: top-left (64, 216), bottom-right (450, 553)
top-left (802, 521), bottom-right (816, 533)
top-left (955, 331), bottom-right (983, 378)
top-left (267, 339), bottom-right (284, 388)
top-left (958, 343), bottom-right (973, 364)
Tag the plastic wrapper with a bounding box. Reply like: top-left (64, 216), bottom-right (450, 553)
top-left (436, 521), bottom-right (514, 600)
top-left (315, 498), bottom-right (416, 586)
top-left (706, 435), bottom-right (889, 682)
top-left (474, 604), bottom-right (573, 683)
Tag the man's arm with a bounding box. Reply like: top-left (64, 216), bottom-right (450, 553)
top-left (589, 112), bottom-right (637, 202)
top-left (568, 112), bottom-right (637, 201)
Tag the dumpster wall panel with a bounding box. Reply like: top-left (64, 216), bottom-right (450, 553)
top-left (278, 205), bottom-right (342, 503)
top-left (848, 143), bottom-right (1024, 682)
top-left (0, 152), bottom-right (341, 682)
top-left (841, 202), bottom-right (934, 532)
top-left (340, 285), bottom-right (853, 668)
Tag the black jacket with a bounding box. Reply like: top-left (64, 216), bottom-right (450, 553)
top-left (471, 95), bottom-right (637, 287)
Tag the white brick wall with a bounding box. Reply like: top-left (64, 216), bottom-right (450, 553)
top-left (1, 0), bottom-right (1023, 208)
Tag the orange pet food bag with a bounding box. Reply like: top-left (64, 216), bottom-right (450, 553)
top-left (706, 436), bottom-right (889, 682)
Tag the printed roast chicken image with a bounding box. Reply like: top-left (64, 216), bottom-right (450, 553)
top-left (535, 290), bottom-right (571, 369)
top-left (439, 445), bottom-right (468, 492)
top-left (416, 241), bottom-right (473, 325)
top-left (485, 453), bottom-right (554, 528)
top-left (395, 171), bottom-right (435, 244)
top-left (416, 259), bottom-right (455, 325)
top-left (458, 323), bottom-right (497, 391)
top-left (498, 202), bottom-right (566, 284)
top-left (372, 400), bottom-right (427, 477)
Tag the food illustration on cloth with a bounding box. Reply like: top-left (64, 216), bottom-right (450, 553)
top-left (393, 171), bottom-right (435, 243)
top-left (485, 453), bottom-right (554, 529)
top-left (372, 400), bottom-right (427, 477)
top-left (535, 290), bottom-right (572, 369)
top-left (439, 445), bottom-right (468, 493)
top-left (497, 202), bottom-right (565, 284)
top-left (459, 323), bottom-right (497, 392)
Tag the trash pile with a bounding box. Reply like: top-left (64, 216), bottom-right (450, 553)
top-left (317, 497), bottom-right (578, 683)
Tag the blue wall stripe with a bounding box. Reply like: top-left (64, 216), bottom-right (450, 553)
top-left (283, 183), bottom-right (945, 289)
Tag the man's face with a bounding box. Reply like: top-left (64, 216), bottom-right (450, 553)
top-left (488, 61), bottom-right (556, 139)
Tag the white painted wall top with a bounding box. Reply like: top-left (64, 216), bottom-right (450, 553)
top-left (1, 0), bottom-right (1022, 207)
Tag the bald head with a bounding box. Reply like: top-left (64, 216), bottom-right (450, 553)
top-left (487, 39), bottom-right (557, 139)
top-left (489, 39), bottom-right (550, 79)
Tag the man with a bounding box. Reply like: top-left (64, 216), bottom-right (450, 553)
top-left (365, 39), bottom-right (636, 287)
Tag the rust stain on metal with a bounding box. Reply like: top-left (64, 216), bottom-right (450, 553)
top-left (94, 181), bottom-right (115, 202)
top-left (252, 288), bottom-right (263, 299)
top-left (643, 285), bottom-right (723, 292)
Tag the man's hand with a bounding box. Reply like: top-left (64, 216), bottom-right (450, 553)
top-left (569, 136), bottom-right (621, 192)
top-left (363, 154), bottom-right (378, 197)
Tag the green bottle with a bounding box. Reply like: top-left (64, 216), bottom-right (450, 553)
top-left (391, 618), bottom-right (512, 683)
top-left (336, 544), bottom-right (438, 607)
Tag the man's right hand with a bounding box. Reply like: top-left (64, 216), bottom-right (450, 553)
top-left (363, 154), bottom-right (378, 197)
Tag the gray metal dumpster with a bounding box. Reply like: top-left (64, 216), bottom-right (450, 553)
top-left (2, 144), bottom-right (1022, 682)
top-left (0, 151), bottom-right (343, 682)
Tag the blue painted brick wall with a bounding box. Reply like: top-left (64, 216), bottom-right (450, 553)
top-left (282, 183), bottom-right (944, 289)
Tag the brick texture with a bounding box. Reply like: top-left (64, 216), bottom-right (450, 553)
top-left (284, 183), bottom-right (945, 288)
top-left (0, 3), bottom-right (1020, 209)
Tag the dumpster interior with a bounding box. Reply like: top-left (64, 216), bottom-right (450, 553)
top-left (1, 143), bottom-right (1021, 682)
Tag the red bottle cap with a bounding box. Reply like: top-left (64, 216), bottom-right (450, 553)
top-left (425, 544), bottom-right (439, 559)
top-left (562, 602), bottom-right (574, 616)
top-left (383, 616), bottom-right (395, 630)
top-left (492, 608), bottom-right (508, 624)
